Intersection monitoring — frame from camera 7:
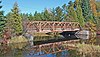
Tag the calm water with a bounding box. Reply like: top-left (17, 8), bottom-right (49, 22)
top-left (0, 35), bottom-right (100, 57)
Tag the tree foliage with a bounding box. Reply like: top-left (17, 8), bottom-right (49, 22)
top-left (34, 11), bottom-right (42, 21)
top-left (96, 1), bottom-right (100, 12)
top-left (96, 1), bottom-right (100, 31)
top-left (90, 0), bottom-right (97, 17)
top-left (74, 0), bottom-right (85, 26)
top-left (0, 1), bottom-right (6, 38)
top-left (55, 6), bottom-right (63, 21)
top-left (42, 9), bottom-right (53, 21)
top-left (6, 2), bottom-right (23, 36)
top-left (81, 0), bottom-right (95, 23)
top-left (61, 4), bottom-right (68, 21)
top-left (67, 1), bottom-right (77, 22)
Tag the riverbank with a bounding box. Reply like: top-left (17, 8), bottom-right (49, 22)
top-left (76, 43), bottom-right (100, 57)
top-left (0, 35), bottom-right (63, 45)
top-left (0, 36), bottom-right (28, 45)
top-left (68, 43), bottom-right (100, 57)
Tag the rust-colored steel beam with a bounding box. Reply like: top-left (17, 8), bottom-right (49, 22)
top-left (25, 21), bottom-right (80, 33)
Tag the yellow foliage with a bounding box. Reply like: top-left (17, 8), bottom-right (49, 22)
top-left (77, 43), bottom-right (100, 54)
top-left (97, 12), bottom-right (100, 16)
top-left (9, 36), bottom-right (28, 43)
top-left (9, 42), bottom-right (28, 49)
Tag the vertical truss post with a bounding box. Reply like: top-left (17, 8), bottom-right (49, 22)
top-left (39, 22), bottom-right (42, 32)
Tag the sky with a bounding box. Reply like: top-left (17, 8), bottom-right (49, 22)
top-left (1, 0), bottom-right (75, 15)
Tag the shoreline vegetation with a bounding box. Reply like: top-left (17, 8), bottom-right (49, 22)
top-left (8, 36), bottom-right (28, 44)
top-left (68, 43), bottom-right (100, 57)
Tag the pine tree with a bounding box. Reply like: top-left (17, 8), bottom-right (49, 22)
top-left (43, 9), bottom-right (53, 21)
top-left (43, 9), bottom-right (49, 21)
top-left (28, 13), bottom-right (34, 20)
top-left (62, 4), bottom-right (68, 21)
top-left (34, 11), bottom-right (42, 21)
top-left (20, 13), bottom-right (29, 20)
top-left (55, 6), bottom-right (63, 21)
top-left (75, 0), bottom-right (85, 26)
top-left (0, 1), bottom-right (6, 38)
top-left (81, 0), bottom-right (95, 23)
top-left (51, 8), bottom-right (56, 21)
top-left (81, 0), bottom-right (96, 31)
top-left (67, 1), bottom-right (77, 22)
top-left (7, 2), bottom-right (23, 35)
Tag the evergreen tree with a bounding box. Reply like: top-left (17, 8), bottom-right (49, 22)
top-left (55, 6), bottom-right (63, 21)
top-left (51, 8), bottom-right (56, 21)
top-left (62, 4), bottom-right (68, 21)
top-left (6, 12), bottom-right (12, 29)
top-left (28, 13), bottom-right (34, 20)
top-left (75, 0), bottom-right (85, 26)
top-left (39, 12), bottom-right (44, 21)
top-left (43, 9), bottom-right (49, 21)
top-left (81, 0), bottom-right (95, 23)
top-left (0, 1), bottom-right (6, 38)
top-left (43, 9), bottom-right (53, 21)
top-left (34, 11), bottom-right (42, 21)
top-left (7, 2), bottom-right (23, 35)
top-left (67, 1), bottom-right (77, 22)
top-left (20, 13), bottom-right (29, 20)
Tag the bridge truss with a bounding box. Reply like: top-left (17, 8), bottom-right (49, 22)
top-left (24, 21), bottom-right (81, 33)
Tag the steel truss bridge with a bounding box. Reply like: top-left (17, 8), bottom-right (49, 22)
top-left (24, 21), bottom-right (81, 33)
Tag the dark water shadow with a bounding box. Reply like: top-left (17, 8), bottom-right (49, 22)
top-left (33, 35), bottom-right (78, 45)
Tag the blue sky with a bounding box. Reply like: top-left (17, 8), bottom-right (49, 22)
top-left (1, 0), bottom-right (75, 15)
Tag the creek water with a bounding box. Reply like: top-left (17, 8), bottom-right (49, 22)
top-left (0, 34), bottom-right (100, 57)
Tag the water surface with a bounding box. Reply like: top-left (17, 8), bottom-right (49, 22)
top-left (0, 35), bottom-right (100, 57)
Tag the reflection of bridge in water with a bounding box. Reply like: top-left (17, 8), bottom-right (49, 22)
top-left (26, 40), bottom-right (79, 57)
top-left (24, 21), bottom-right (81, 33)
top-left (25, 35), bottom-right (89, 57)
top-left (0, 35), bottom-right (90, 57)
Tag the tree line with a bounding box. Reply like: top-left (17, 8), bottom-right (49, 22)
top-left (0, 0), bottom-right (100, 38)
